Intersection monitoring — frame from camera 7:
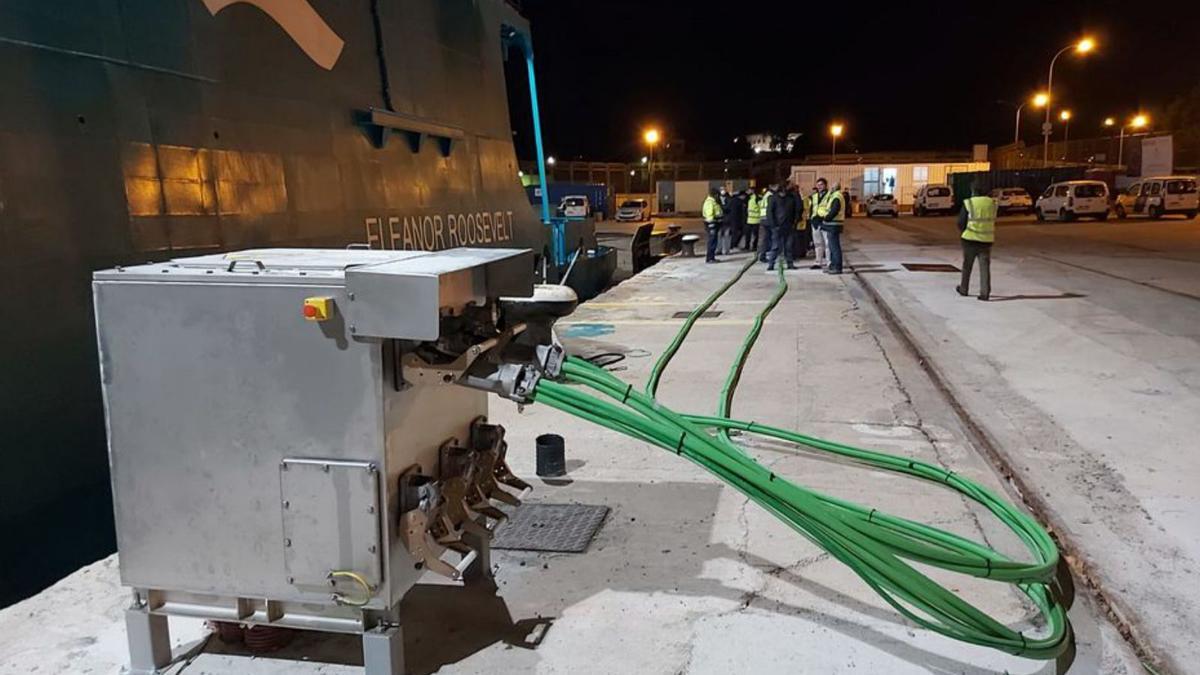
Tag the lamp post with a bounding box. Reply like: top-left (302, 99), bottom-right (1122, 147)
top-left (1011, 93), bottom-right (1049, 146)
top-left (830, 123), bottom-right (844, 164)
top-left (1059, 109), bottom-right (1072, 144)
top-left (1043, 37), bottom-right (1095, 166)
top-left (643, 128), bottom-right (660, 198)
top-left (1117, 114), bottom-right (1149, 169)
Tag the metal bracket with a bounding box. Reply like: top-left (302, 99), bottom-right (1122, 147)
top-left (359, 107), bottom-right (463, 156)
top-left (400, 324), bottom-right (527, 386)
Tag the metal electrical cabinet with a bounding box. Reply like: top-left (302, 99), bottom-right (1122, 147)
top-left (93, 248), bottom-right (563, 675)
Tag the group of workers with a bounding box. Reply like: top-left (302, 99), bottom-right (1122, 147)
top-left (701, 179), bottom-right (846, 274)
top-left (698, 180), bottom-right (997, 299)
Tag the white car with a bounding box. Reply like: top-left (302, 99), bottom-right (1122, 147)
top-left (1035, 180), bottom-right (1109, 221)
top-left (1114, 176), bottom-right (1198, 220)
top-left (912, 184), bottom-right (954, 216)
top-left (615, 198), bottom-right (649, 222)
top-left (989, 187), bottom-right (1033, 215)
top-left (558, 195), bottom-right (590, 218)
top-left (865, 193), bottom-right (899, 217)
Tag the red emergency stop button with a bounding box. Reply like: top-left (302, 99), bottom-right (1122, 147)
top-left (303, 296), bottom-right (333, 321)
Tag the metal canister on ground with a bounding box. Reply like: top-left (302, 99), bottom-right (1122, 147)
top-left (536, 434), bottom-right (567, 477)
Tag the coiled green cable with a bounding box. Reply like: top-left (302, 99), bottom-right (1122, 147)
top-left (530, 254), bottom-right (1069, 659)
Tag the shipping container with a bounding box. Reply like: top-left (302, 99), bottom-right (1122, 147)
top-left (947, 167), bottom-right (1088, 208)
top-left (526, 183), bottom-right (610, 219)
top-left (656, 180), bottom-right (753, 214)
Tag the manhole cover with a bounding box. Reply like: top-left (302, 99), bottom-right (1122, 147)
top-left (902, 263), bottom-right (960, 273)
top-left (492, 503), bottom-right (609, 553)
top-left (672, 310), bottom-right (722, 319)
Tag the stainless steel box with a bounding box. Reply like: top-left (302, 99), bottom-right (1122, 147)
top-left (93, 248), bottom-right (533, 653)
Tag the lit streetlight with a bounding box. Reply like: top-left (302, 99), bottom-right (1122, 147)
top-left (830, 123), bottom-right (844, 163)
top-left (1116, 114), bottom-right (1149, 168)
top-left (546, 155), bottom-right (556, 166)
top-left (1103, 117), bottom-right (1115, 127)
top-left (1043, 37), bottom-right (1096, 165)
top-left (1059, 109), bottom-right (1072, 145)
top-left (1010, 92), bottom-right (1049, 146)
top-left (643, 128), bottom-right (661, 196)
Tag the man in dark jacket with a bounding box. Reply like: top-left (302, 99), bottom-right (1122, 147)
top-left (766, 183), bottom-right (799, 271)
top-left (720, 189), bottom-right (746, 255)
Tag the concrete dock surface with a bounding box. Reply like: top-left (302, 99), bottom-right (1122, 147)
top-left (6, 213), bottom-right (1191, 674)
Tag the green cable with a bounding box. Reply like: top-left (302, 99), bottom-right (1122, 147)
top-left (716, 263), bottom-right (788, 442)
top-left (646, 253), bottom-right (757, 398)
top-left (528, 249), bottom-right (1070, 659)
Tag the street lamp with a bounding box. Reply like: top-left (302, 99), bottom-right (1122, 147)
top-left (1011, 92), bottom-right (1049, 146)
top-left (643, 128), bottom-right (661, 196)
top-left (546, 155), bottom-right (556, 166)
top-left (1043, 37), bottom-right (1096, 165)
top-left (1059, 109), bottom-right (1072, 144)
top-left (830, 123), bottom-right (844, 163)
top-left (1117, 114), bottom-right (1149, 168)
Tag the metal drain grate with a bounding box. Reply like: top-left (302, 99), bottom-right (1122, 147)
top-left (672, 310), bottom-right (722, 319)
top-left (492, 503), bottom-right (609, 552)
top-left (902, 263), bottom-right (960, 273)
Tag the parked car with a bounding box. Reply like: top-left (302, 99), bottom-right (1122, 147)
top-left (1035, 180), bottom-right (1109, 221)
top-left (615, 198), bottom-right (649, 222)
top-left (558, 195), bottom-right (590, 219)
top-left (865, 193), bottom-right (899, 217)
top-left (989, 187), bottom-right (1034, 215)
top-left (1113, 176), bottom-right (1198, 220)
top-left (912, 184), bottom-right (955, 216)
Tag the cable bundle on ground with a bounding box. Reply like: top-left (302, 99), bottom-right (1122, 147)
top-left (531, 260), bottom-right (1069, 659)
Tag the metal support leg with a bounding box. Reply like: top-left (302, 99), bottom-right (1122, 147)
top-left (462, 520), bottom-right (494, 585)
top-left (362, 624), bottom-right (405, 675)
top-left (125, 607), bottom-right (171, 675)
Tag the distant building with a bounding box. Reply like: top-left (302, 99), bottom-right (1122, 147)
top-left (745, 132), bottom-right (802, 155)
top-left (790, 157), bottom-right (990, 206)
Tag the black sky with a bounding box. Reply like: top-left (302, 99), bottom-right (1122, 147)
top-left (510, 0), bottom-right (1200, 161)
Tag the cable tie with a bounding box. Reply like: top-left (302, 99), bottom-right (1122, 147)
top-left (746, 420), bottom-right (757, 432)
top-left (984, 557), bottom-right (992, 578)
top-left (768, 472), bottom-right (776, 482)
top-left (868, 508), bottom-right (877, 523)
top-left (943, 471), bottom-right (956, 485)
top-left (675, 432), bottom-right (686, 454)
top-left (621, 384), bottom-right (633, 404)
top-left (1017, 632), bottom-right (1027, 655)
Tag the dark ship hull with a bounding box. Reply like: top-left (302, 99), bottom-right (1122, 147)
top-left (0, 0), bottom-right (607, 604)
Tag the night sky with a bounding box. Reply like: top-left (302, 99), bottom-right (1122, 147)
top-left (510, 0), bottom-right (1200, 162)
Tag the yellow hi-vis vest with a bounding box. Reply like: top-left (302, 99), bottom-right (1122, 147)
top-left (962, 195), bottom-right (997, 243)
top-left (747, 194), bottom-right (763, 225)
top-left (702, 195), bottom-right (723, 222)
top-left (816, 190), bottom-right (845, 222)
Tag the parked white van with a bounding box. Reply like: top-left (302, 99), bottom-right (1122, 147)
top-left (1113, 176), bottom-right (1198, 220)
top-left (1035, 180), bottom-right (1109, 221)
top-left (558, 195), bottom-right (590, 218)
top-left (912, 184), bottom-right (955, 216)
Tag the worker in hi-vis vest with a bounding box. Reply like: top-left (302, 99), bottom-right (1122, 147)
top-left (793, 183), bottom-right (812, 261)
top-left (809, 185), bottom-right (827, 268)
top-left (701, 186), bottom-right (724, 263)
top-left (757, 185), bottom-right (778, 262)
top-left (814, 178), bottom-right (845, 274)
top-left (955, 183), bottom-right (997, 300)
top-left (744, 187), bottom-right (764, 252)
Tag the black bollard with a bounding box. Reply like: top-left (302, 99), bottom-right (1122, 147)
top-left (536, 433), bottom-right (566, 477)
